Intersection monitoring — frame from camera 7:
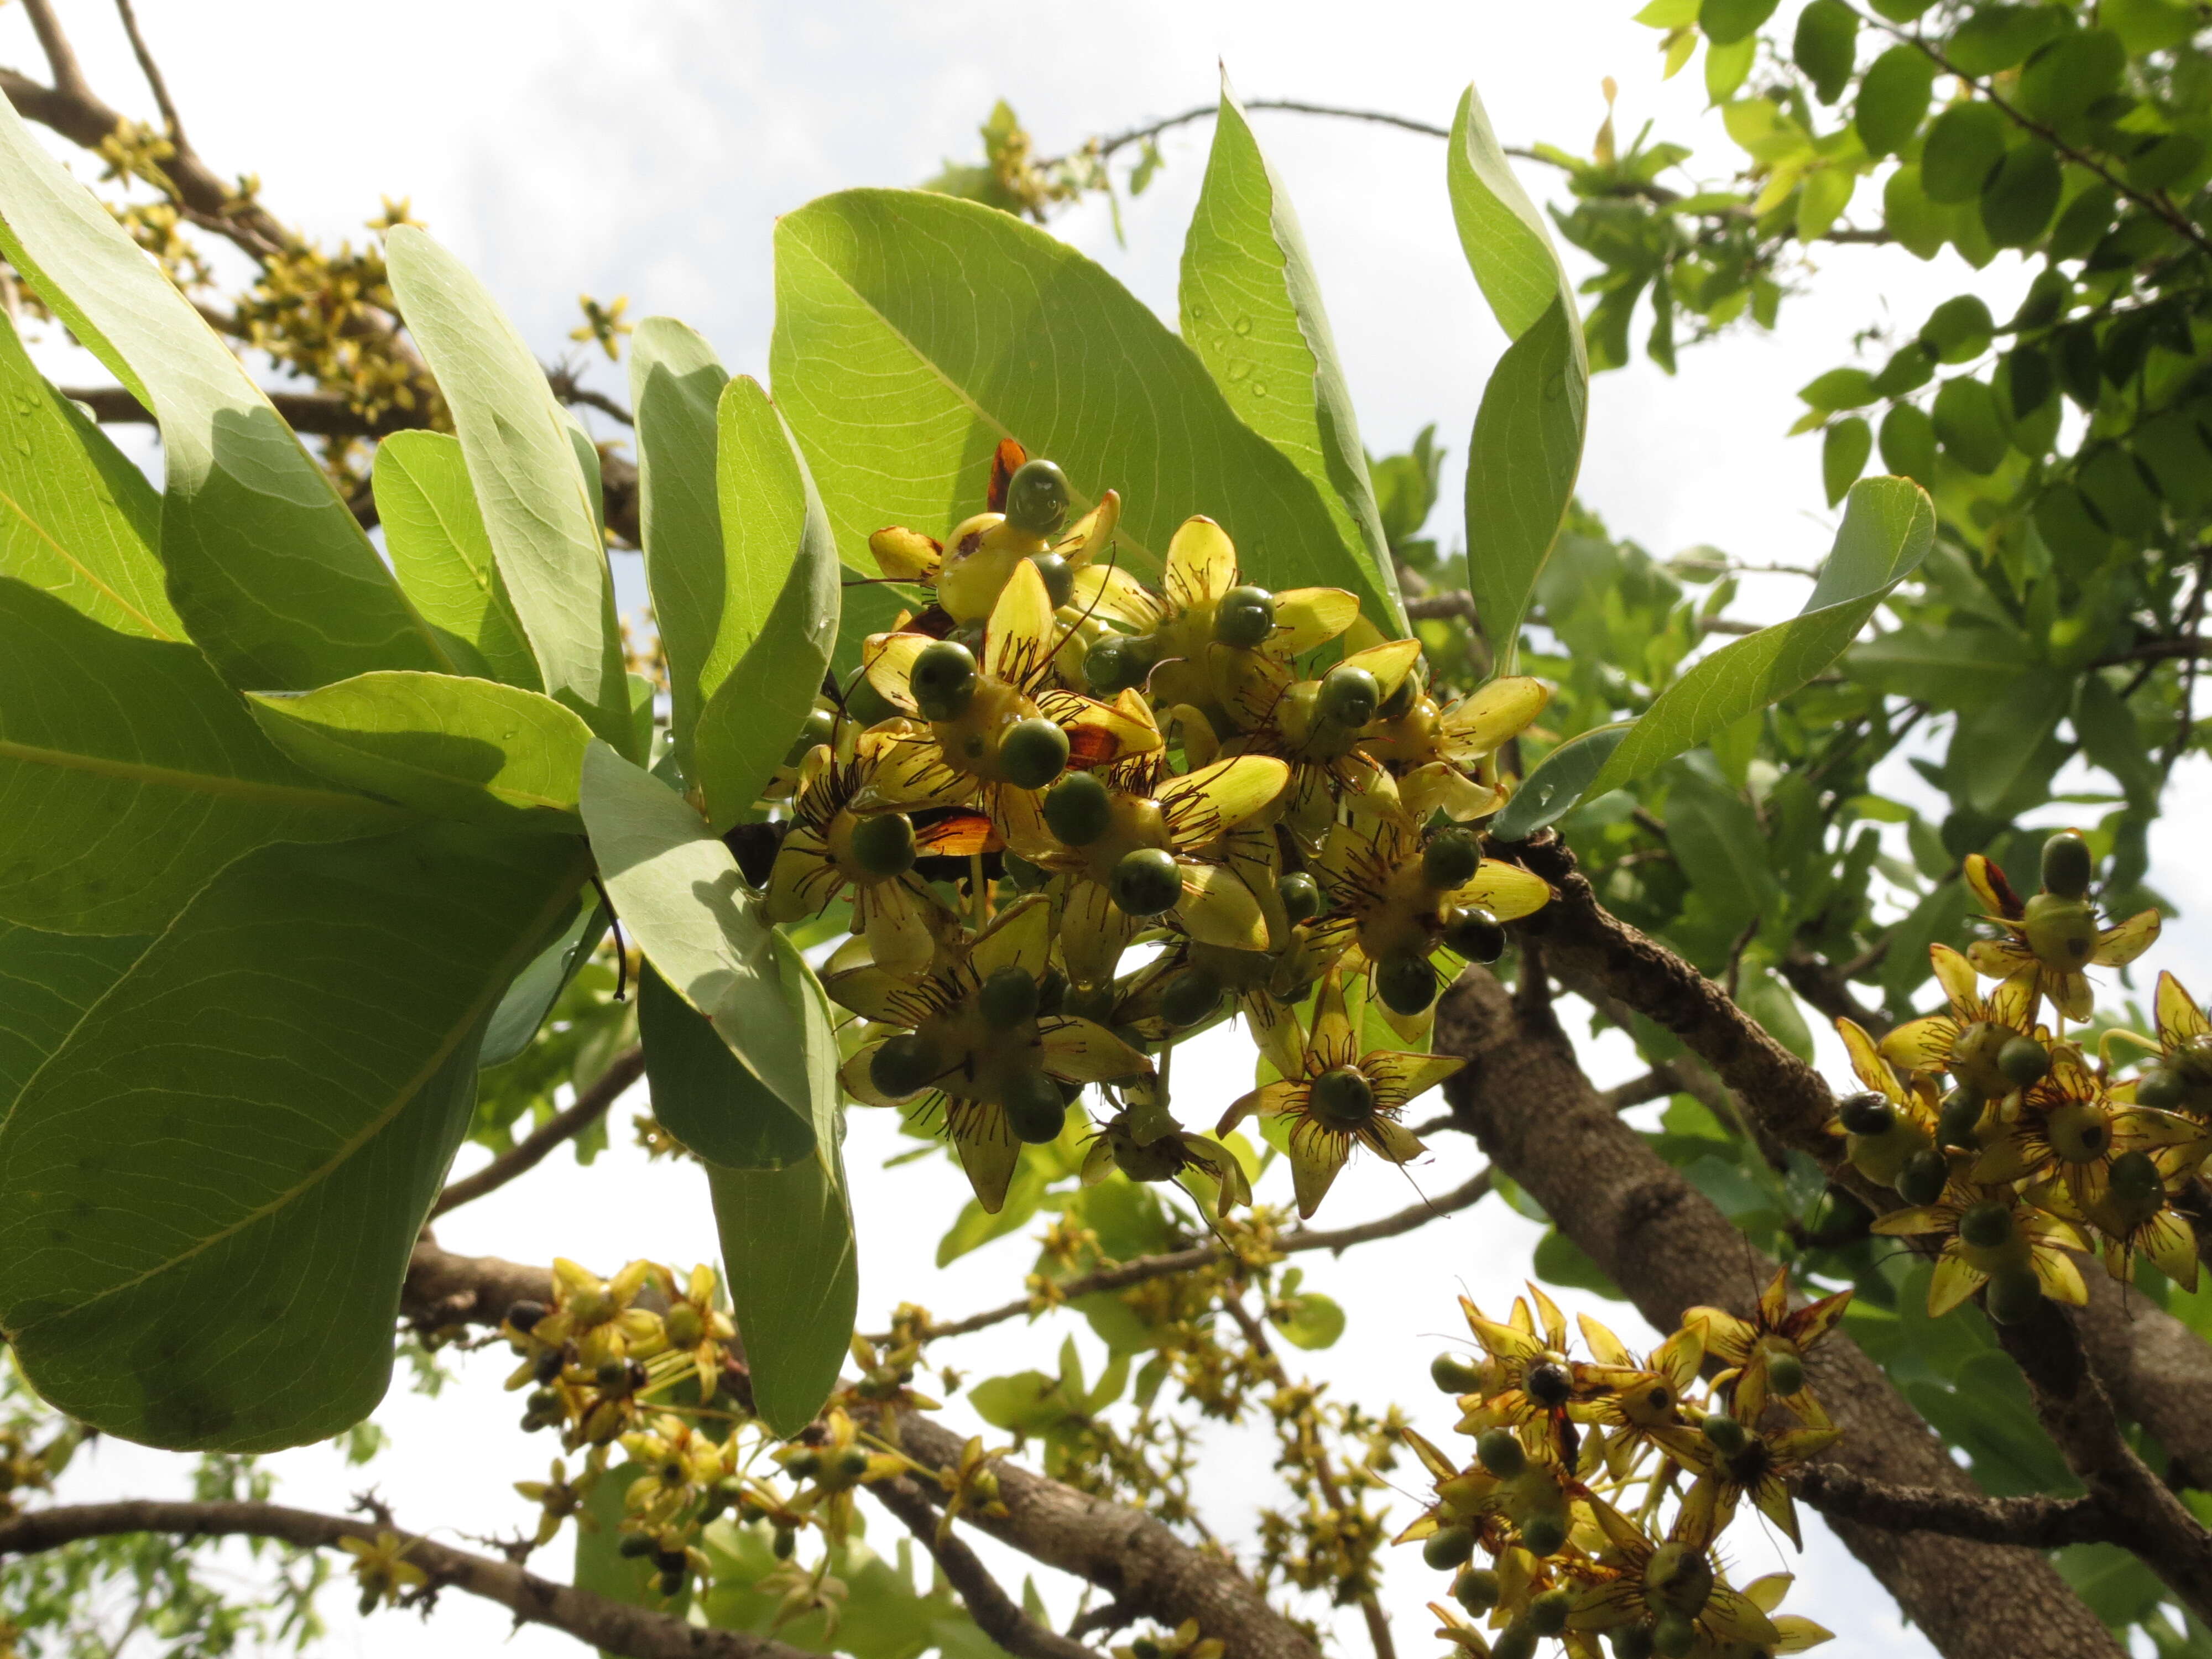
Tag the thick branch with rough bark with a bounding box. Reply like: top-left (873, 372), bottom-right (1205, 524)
top-left (1793, 1464), bottom-right (2117, 1550)
top-left (1433, 968), bottom-right (2124, 1659)
top-left (0, 1499), bottom-right (815, 1659)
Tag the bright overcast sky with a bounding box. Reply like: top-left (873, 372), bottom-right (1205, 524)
top-left (27, 2), bottom-right (2212, 1657)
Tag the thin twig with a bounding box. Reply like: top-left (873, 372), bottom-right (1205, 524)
top-left (869, 1479), bottom-right (1096, 1659)
top-left (429, 1046), bottom-right (646, 1218)
top-left (18, 0), bottom-right (90, 101)
top-left (112, 0), bottom-right (184, 149)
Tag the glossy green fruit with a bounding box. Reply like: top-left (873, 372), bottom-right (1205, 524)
top-left (2041, 828), bottom-right (2093, 899)
top-left (1452, 1566), bottom-right (1500, 1613)
top-left (912, 640), bottom-right (979, 721)
top-left (1937, 1091), bottom-right (1985, 1150)
top-left (2105, 1149), bottom-right (2166, 1230)
top-left (979, 966), bottom-right (1039, 1028)
top-left (1004, 458), bottom-right (1070, 535)
top-left (1528, 1589), bottom-right (1573, 1636)
top-left (1837, 1091), bottom-right (1895, 1135)
top-left (1984, 1265), bottom-right (2044, 1325)
top-left (1083, 636), bottom-right (1139, 695)
top-left (1277, 872), bottom-right (1323, 925)
top-left (1476, 1427), bottom-right (1525, 1478)
top-left (1030, 552), bottom-right (1074, 608)
top-left (1764, 1351), bottom-right (1806, 1397)
top-left (2023, 891), bottom-right (2098, 968)
top-left (1213, 585), bottom-right (1277, 648)
top-left (1442, 905), bottom-right (1506, 963)
top-left (786, 707), bottom-right (837, 763)
top-left (1378, 668), bottom-right (1419, 722)
top-left (845, 675), bottom-right (899, 726)
top-left (999, 717), bottom-right (1070, 789)
top-left (1609, 1626), bottom-right (1655, 1659)
top-left (1430, 1353), bottom-right (1483, 1394)
top-left (1160, 968), bottom-right (1222, 1029)
top-left (1044, 771), bottom-right (1113, 845)
top-left (1421, 832), bottom-right (1480, 889)
top-left (1895, 1147), bottom-right (1949, 1208)
top-left (1959, 1199), bottom-right (2015, 1251)
top-left (869, 1032), bottom-right (941, 1099)
top-left (1110, 848), bottom-right (1182, 916)
top-left (1374, 952), bottom-right (1437, 1016)
top-left (1316, 663), bottom-right (1379, 728)
top-left (849, 812), bottom-right (916, 877)
top-left (2136, 1066), bottom-right (2187, 1112)
top-left (1421, 1526), bottom-right (1475, 1569)
top-left (1001, 1067), bottom-right (1068, 1144)
top-left (1516, 1513), bottom-right (1567, 1558)
top-left (1310, 1066), bottom-right (1376, 1128)
top-left (1699, 1412), bottom-right (1746, 1455)
top-left (1998, 1034), bottom-right (2051, 1088)
top-left (1650, 1612), bottom-right (1696, 1658)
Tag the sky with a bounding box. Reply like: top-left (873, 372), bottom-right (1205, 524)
top-left (14, 2), bottom-right (2210, 1658)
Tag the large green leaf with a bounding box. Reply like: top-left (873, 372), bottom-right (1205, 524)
top-left (0, 922), bottom-right (148, 1108)
top-left (691, 377), bottom-right (842, 830)
top-left (1588, 478), bottom-right (1936, 794)
top-left (577, 742), bottom-right (814, 1133)
top-left (1177, 80), bottom-right (1401, 628)
top-left (628, 318), bottom-right (731, 776)
top-left (638, 963), bottom-right (814, 1170)
top-left (0, 578), bottom-right (408, 934)
top-left (0, 826), bottom-right (587, 1449)
top-left (0, 95), bottom-right (445, 688)
top-left (247, 671), bottom-right (594, 834)
top-left (1447, 85), bottom-right (1590, 667)
top-left (770, 189), bottom-right (1397, 624)
top-left (707, 1141), bottom-right (858, 1437)
top-left (384, 228), bottom-right (630, 752)
top-left (1491, 721), bottom-right (1633, 840)
top-left (481, 894), bottom-right (609, 1071)
top-left (372, 431), bottom-right (540, 690)
top-left (0, 311), bottom-right (176, 639)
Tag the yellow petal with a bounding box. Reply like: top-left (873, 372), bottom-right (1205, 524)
top-left (1986, 963), bottom-right (2043, 1030)
top-left (862, 631), bottom-right (929, 713)
top-left (1218, 1079), bottom-right (1301, 1134)
top-left (1966, 937), bottom-right (2033, 979)
top-left (1070, 562), bottom-right (1166, 630)
top-left (2145, 1211), bottom-right (2200, 1291)
top-left (2157, 971), bottom-right (2212, 1047)
top-left (1159, 756), bottom-right (1291, 848)
top-left (1239, 989), bottom-right (1306, 1081)
top-left (1841, 1017), bottom-right (1906, 1094)
top-left (1365, 1115), bottom-right (1426, 1164)
top-left (1269, 587), bottom-right (1359, 655)
top-left (1177, 859), bottom-right (1269, 951)
top-left (1287, 1119), bottom-right (1352, 1218)
top-left (1450, 860), bottom-right (1552, 923)
top-left (1039, 1016), bottom-right (1152, 1083)
top-left (1399, 762), bottom-right (1503, 825)
top-left (985, 557), bottom-right (1057, 686)
top-left (1361, 1049), bottom-right (1464, 1108)
top-left (1772, 1614), bottom-right (1836, 1653)
top-left (1929, 943), bottom-right (1979, 1013)
top-left (1209, 642), bottom-right (1290, 731)
top-left (1308, 971), bottom-right (1358, 1070)
top-left (2033, 1245), bottom-right (2088, 1306)
top-left (869, 526), bottom-right (942, 583)
top-left (1928, 1253), bottom-right (1986, 1316)
top-left (859, 880), bottom-right (935, 979)
top-left (1053, 489), bottom-right (1119, 570)
top-left (1340, 638), bottom-right (1424, 699)
top-left (1166, 515), bottom-right (1237, 611)
top-left (972, 892), bottom-right (1053, 982)
top-left (948, 1105), bottom-right (1022, 1214)
top-left (1869, 1205), bottom-right (1946, 1237)
top-left (1057, 874), bottom-right (1140, 988)
top-left (1436, 676), bottom-right (1551, 759)
top-left (1964, 852), bottom-right (2018, 919)
top-left (766, 827), bottom-right (844, 924)
top-left (2094, 907), bottom-right (2161, 968)
top-left (821, 962), bottom-right (930, 1024)
top-left (2053, 968), bottom-right (2095, 1022)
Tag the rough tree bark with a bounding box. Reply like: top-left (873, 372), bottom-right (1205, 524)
top-left (1433, 967), bottom-right (2125, 1659)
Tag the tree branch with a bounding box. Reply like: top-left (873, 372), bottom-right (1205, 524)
top-left (0, 1500), bottom-right (818, 1659)
top-left (868, 1478), bottom-right (1098, 1659)
top-left (18, 0), bottom-right (90, 103)
top-left (112, 0), bottom-right (184, 149)
top-left (1432, 968), bottom-right (2125, 1659)
top-left (1793, 1464), bottom-right (2119, 1551)
top-left (430, 1046), bottom-right (645, 1219)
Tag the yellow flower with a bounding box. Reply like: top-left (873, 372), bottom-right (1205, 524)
top-left (1358, 674), bottom-right (1551, 822)
top-left (832, 897), bottom-right (1153, 1211)
top-left (1872, 1190), bottom-right (2089, 1317)
top-left (1682, 1267), bottom-right (1851, 1426)
top-left (1562, 1495), bottom-right (1790, 1652)
top-left (531, 1258), bottom-right (664, 1372)
top-left (2127, 970), bottom-right (2212, 1119)
top-left (1959, 851), bottom-right (2159, 1021)
top-left (778, 1408), bottom-right (908, 1542)
top-left (1079, 1104), bottom-right (1253, 1217)
top-left (513, 1457), bottom-right (595, 1546)
top-left (1832, 1015), bottom-right (1939, 1186)
top-left (652, 1263), bottom-right (739, 1399)
top-left (1217, 969), bottom-right (1460, 1217)
top-left (1878, 943), bottom-right (2043, 1094)
top-left (339, 1530), bottom-right (427, 1614)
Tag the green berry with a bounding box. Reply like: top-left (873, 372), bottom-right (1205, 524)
top-left (1528, 1588), bottom-right (1573, 1637)
top-left (1061, 984), bottom-right (1117, 1025)
top-left (2023, 891), bottom-right (2099, 968)
top-left (2105, 1149), bottom-right (2166, 1230)
top-left (845, 675), bottom-right (898, 726)
top-left (1838, 1091), bottom-right (1895, 1136)
top-left (1084, 636), bottom-right (1137, 695)
top-left (1650, 1612), bottom-right (1697, 1658)
top-left (834, 1446), bottom-right (870, 1480)
top-left (1309, 1066), bottom-right (1376, 1129)
top-left (1044, 771), bottom-right (1114, 846)
top-left (1895, 1147), bottom-right (1949, 1208)
top-left (1442, 905), bottom-right (1506, 963)
top-left (1422, 832), bottom-right (1481, 889)
top-left (1421, 1525), bottom-right (1475, 1569)
top-left (1644, 1542), bottom-right (1714, 1617)
top-left (1452, 1565), bottom-right (1500, 1613)
top-left (1516, 1512), bottom-right (1567, 1558)
top-left (1610, 1627), bottom-right (1656, 1659)
top-left (912, 640), bottom-right (979, 721)
top-left (999, 717), bottom-right (1070, 789)
top-left (1764, 1351), bottom-right (1806, 1398)
top-left (785, 707), bottom-right (837, 763)
top-left (1030, 552), bottom-right (1074, 608)
top-left (1937, 1091), bottom-right (1985, 1150)
top-left (1001, 1067), bottom-right (1068, 1144)
top-left (1212, 585), bottom-right (1277, 648)
top-left (772, 1527), bottom-right (796, 1559)
top-left (1004, 459), bottom-right (1070, 535)
top-left (2137, 1066), bottom-right (2187, 1112)
top-left (1316, 663), bottom-right (1380, 728)
top-left (618, 1534), bottom-right (655, 1558)
top-left (1491, 1624), bottom-right (1538, 1659)
top-left (869, 1032), bottom-right (941, 1100)
top-left (849, 812), bottom-right (917, 877)
top-left (1959, 1200), bottom-right (2015, 1251)
top-left (1998, 1034), bottom-right (2051, 1088)
top-left (1160, 968), bottom-right (1223, 1029)
top-left (1277, 872), bottom-right (1323, 925)
top-left (1984, 1265), bottom-right (2045, 1325)
top-left (1378, 669), bottom-right (1419, 722)
top-left (1430, 1353), bottom-right (1483, 1394)
top-left (1110, 848), bottom-right (1183, 917)
top-left (979, 967), bottom-right (1039, 1028)
top-left (1374, 952), bottom-right (1437, 1016)
top-left (2041, 829), bottom-right (2093, 899)
top-left (1699, 1412), bottom-right (1747, 1455)
top-left (1475, 1427), bottom-right (1526, 1478)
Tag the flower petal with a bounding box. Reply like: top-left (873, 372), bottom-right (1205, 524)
top-left (1053, 489), bottom-right (1119, 570)
top-left (1449, 860), bottom-right (1552, 922)
top-left (1218, 1079), bottom-right (1302, 1134)
top-left (1363, 1115), bottom-right (1426, 1164)
top-left (862, 630), bottom-right (930, 713)
top-left (868, 526), bottom-right (942, 583)
top-left (1362, 1049), bottom-right (1464, 1108)
top-left (1286, 1119), bottom-right (1352, 1218)
top-left (947, 1103), bottom-right (1023, 1214)
top-left (1166, 516), bottom-right (1238, 611)
top-left (1070, 561), bottom-right (1166, 630)
top-left (1039, 1015), bottom-right (1152, 1083)
top-left (1399, 762), bottom-right (1503, 825)
top-left (2094, 907), bottom-right (2162, 968)
top-left (972, 893), bottom-right (1053, 980)
top-left (1929, 943), bottom-right (1980, 1013)
top-left (1269, 587), bottom-right (1360, 656)
top-left (1436, 676), bottom-right (1551, 760)
top-left (1178, 860), bottom-right (1269, 951)
top-left (1928, 1253), bottom-right (1985, 1316)
top-left (985, 557), bottom-right (1058, 687)
top-left (1056, 875), bottom-right (1140, 988)
top-left (1965, 936), bottom-right (2033, 979)
top-left (1308, 971), bottom-right (1358, 1070)
top-left (1159, 756), bottom-right (1292, 848)
top-left (859, 881), bottom-right (936, 979)
top-left (1964, 852), bottom-right (2021, 920)
top-left (2157, 971), bottom-right (2212, 1047)
top-left (1341, 638), bottom-right (1424, 700)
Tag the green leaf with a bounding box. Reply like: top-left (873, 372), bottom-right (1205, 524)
top-left (1882, 165), bottom-right (1950, 259)
top-left (577, 742), bottom-right (816, 1131)
top-left (1271, 1290), bottom-right (1347, 1350)
top-left (638, 962), bottom-right (815, 1170)
top-left (1798, 368), bottom-right (1878, 411)
top-left (0, 311), bottom-right (176, 639)
top-left (1701, 0), bottom-right (1778, 44)
top-left (480, 894), bottom-right (608, 1070)
top-left (2017, 31), bottom-right (2126, 124)
top-left (1879, 402), bottom-right (1939, 484)
top-left (1666, 767), bottom-right (1776, 930)
top-left (0, 577), bottom-right (408, 934)
top-left (1588, 478), bottom-right (1936, 794)
top-left (1919, 295), bottom-right (1994, 364)
top-left (372, 431), bottom-right (540, 690)
top-left (0, 95), bottom-right (446, 688)
top-left (0, 922), bottom-right (148, 1108)
top-left (576, 1462), bottom-right (685, 1636)
top-left (628, 318), bottom-right (732, 782)
top-left (1491, 722), bottom-right (1634, 840)
top-left (1932, 377), bottom-right (2007, 474)
top-left (1446, 85), bottom-right (1582, 348)
top-left (1920, 102), bottom-right (2008, 205)
top-left (1847, 622), bottom-right (2025, 712)
top-left (384, 227), bottom-right (630, 753)
top-left (1823, 417), bottom-right (1872, 507)
top-left (1793, 0), bottom-right (1859, 103)
top-left (1980, 143), bottom-right (2063, 248)
top-left (707, 1143), bottom-right (858, 1436)
top-left (1532, 1227), bottom-right (1625, 1299)
top-left (1464, 297), bottom-right (1587, 671)
top-left (1854, 45), bottom-right (1937, 157)
top-left (1947, 6), bottom-right (2067, 75)
top-left (1179, 77), bottom-right (1397, 627)
top-left (769, 190), bottom-right (1396, 630)
top-left (693, 377), bottom-right (843, 830)
top-left (0, 826), bottom-right (586, 1448)
top-left (246, 671), bottom-right (594, 833)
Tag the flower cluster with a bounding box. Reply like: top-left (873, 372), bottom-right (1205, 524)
top-left (1405, 1282), bottom-right (1837, 1658)
top-left (1829, 831), bottom-right (2197, 1323)
top-left (763, 445), bottom-right (1552, 1219)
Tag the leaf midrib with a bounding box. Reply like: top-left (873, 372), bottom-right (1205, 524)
top-left (0, 486), bottom-right (174, 641)
top-left (0, 735), bottom-right (415, 815)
